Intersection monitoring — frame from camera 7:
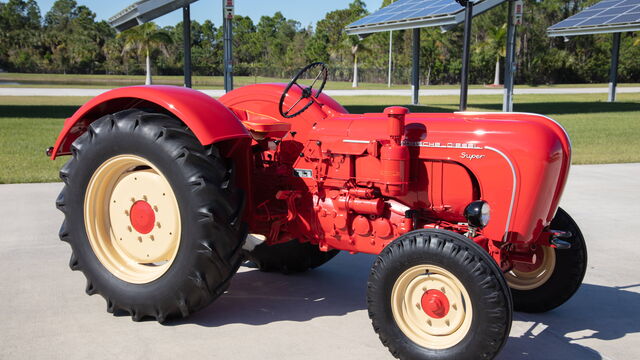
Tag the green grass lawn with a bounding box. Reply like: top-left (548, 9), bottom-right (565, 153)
top-left (0, 93), bottom-right (638, 183)
top-left (1, 72), bottom-right (638, 90)
top-left (0, 72), bottom-right (412, 90)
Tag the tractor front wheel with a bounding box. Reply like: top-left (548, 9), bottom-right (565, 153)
top-left (367, 229), bottom-right (512, 360)
top-left (505, 207), bottom-right (587, 312)
top-left (56, 109), bottom-right (245, 322)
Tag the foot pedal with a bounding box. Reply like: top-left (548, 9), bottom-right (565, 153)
top-left (551, 230), bottom-right (572, 239)
top-left (550, 238), bottom-right (571, 249)
top-left (550, 230), bottom-right (572, 249)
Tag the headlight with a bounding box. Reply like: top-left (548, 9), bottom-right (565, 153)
top-left (464, 200), bottom-right (490, 228)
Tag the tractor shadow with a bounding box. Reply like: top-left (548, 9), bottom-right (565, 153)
top-left (170, 255), bottom-right (640, 359)
top-left (498, 283), bottom-right (640, 360)
top-left (171, 252), bottom-right (377, 327)
top-left (470, 101), bottom-right (640, 115)
top-left (345, 101), bottom-right (640, 116)
top-left (0, 104), bottom-right (82, 118)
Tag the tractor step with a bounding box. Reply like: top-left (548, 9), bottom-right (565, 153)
top-left (550, 230), bottom-right (572, 249)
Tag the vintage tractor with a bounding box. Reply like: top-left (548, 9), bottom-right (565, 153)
top-left (50, 63), bottom-right (587, 360)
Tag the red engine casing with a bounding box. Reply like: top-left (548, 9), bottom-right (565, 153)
top-left (220, 84), bottom-right (571, 260)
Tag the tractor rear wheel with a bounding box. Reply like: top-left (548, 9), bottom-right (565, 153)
top-left (367, 229), bottom-right (512, 360)
top-left (56, 109), bottom-right (245, 322)
top-left (505, 207), bottom-right (587, 312)
top-left (244, 240), bottom-right (339, 273)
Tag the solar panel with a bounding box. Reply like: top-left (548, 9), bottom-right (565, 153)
top-left (346, 0), bottom-right (505, 35)
top-left (548, 0), bottom-right (640, 35)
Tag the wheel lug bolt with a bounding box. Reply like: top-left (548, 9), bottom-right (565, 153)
top-left (416, 303), bottom-right (421, 309)
top-left (124, 210), bottom-right (129, 216)
top-left (156, 222), bottom-right (161, 228)
top-left (440, 287), bottom-right (445, 293)
top-left (127, 226), bottom-right (132, 232)
top-left (445, 319), bottom-right (450, 326)
top-left (130, 197), bottom-right (135, 202)
top-left (150, 235), bottom-right (155, 241)
top-left (153, 205), bottom-right (158, 212)
top-left (137, 236), bottom-right (142, 242)
top-left (426, 319), bottom-right (432, 326)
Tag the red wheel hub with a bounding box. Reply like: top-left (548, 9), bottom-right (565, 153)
top-left (421, 289), bottom-right (450, 319)
top-left (513, 246), bottom-right (544, 273)
top-left (130, 200), bottom-right (155, 234)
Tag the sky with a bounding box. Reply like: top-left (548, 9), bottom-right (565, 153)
top-left (32, 0), bottom-right (384, 28)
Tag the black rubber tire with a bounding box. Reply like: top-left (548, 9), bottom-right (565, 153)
top-left (368, 229), bottom-right (512, 360)
top-left (510, 207), bottom-right (587, 313)
top-left (56, 109), bottom-right (246, 322)
top-left (244, 240), bottom-right (339, 273)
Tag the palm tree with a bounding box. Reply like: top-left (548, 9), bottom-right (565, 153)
top-left (480, 24), bottom-right (507, 86)
top-left (351, 39), bottom-right (361, 88)
top-left (346, 35), bottom-right (368, 88)
top-left (117, 22), bottom-right (172, 85)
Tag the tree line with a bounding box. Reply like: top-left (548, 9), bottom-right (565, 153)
top-left (1, 0), bottom-right (638, 85)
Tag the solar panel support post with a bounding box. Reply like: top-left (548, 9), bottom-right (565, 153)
top-left (608, 32), bottom-right (621, 102)
top-left (412, 28), bottom-right (420, 105)
top-left (223, 1), bottom-right (233, 93)
top-left (388, 31), bottom-right (393, 88)
top-left (182, 5), bottom-right (192, 88)
top-left (460, 1), bottom-right (474, 111)
top-left (503, 0), bottom-right (516, 112)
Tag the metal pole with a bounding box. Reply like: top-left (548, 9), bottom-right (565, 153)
top-left (223, 1), bottom-right (233, 92)
top-left (182, 5), bottom-right (192, 88)
top-left (412, 28), bottom-right (420, 105)
top-left (608, 32), bottom-right (621, 102)
top-left (503, 0), bottom-right (516, 112)
top-left (459, 1), bottom-right (473, 111)
top-left (387, 0), bottom-right (395, 88)
top-left (388, 31), bottom-right (393, 87)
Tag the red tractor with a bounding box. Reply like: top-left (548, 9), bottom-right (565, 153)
top-left (51, 63), bottom-right (587, 360)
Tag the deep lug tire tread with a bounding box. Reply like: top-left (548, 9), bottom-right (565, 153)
top-left (244, 241), bottom-right (339, 274)
top-left (510, 207), bottom-right (588, 313)
top-left (56, 109), bottom-right (246, 322)
top-left (367, 229), bottom-right (513, 360)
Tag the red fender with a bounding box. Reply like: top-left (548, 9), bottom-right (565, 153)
top-left (50, 85), bottom-right (250, 159)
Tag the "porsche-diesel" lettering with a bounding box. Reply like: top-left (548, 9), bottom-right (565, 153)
top-left (402, 141), bottom-right (483, 150)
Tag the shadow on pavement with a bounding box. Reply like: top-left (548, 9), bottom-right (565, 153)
top-left (344, 101), bottom-right (640, 116)
top-left (345, 104), bottom-right (456, 114)
top-left (500, 283), bottom-right (640, 359)
top-left (170, 252), bottom-right (376, 327)
top-left (0, 104), bottom-right (81, 118)
top-left (169, 251), bottom-right (640, 360)
top-left (473, 101), bottom-right (640, 115)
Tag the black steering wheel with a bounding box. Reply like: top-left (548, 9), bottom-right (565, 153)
top-left (279, 62), bottom-right (328, 118)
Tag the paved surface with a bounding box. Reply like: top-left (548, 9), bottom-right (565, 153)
top-left (1, 86), bottom-right (639, 97)
top-left (1, 163), bottom-right (639, 360)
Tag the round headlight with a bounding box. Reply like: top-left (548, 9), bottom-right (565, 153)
top-left (464, 200), bottom-right (490, 228)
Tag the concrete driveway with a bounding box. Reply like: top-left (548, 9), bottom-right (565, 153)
top-left (1, 163), bottom-right (638, 360)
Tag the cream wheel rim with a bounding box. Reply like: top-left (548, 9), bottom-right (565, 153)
top-left (391, 265), bottom-right (473, 350)
top-left (505, 246), bottom-right (556, 290)
top-left (84, 154), bottom-right (181, 284)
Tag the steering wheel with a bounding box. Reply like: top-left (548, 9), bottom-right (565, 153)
top-left (279, 62), bottom-right (328, 118)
